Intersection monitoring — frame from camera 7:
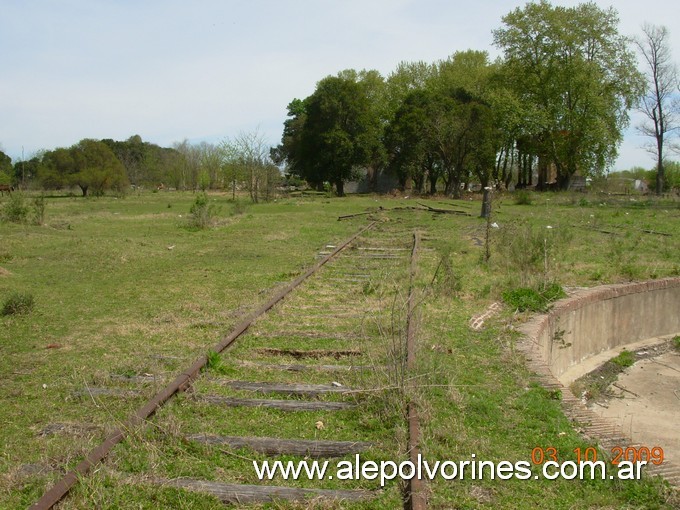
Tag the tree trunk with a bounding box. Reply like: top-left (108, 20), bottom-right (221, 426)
top-left (558, 172), bottom-right (571, 190)
top-left (451, 180), bottom-right (462, 199)
top-left (656, 145), bottom-right (664, 195)
top-left (536, 157), bottom-right (549, 190)
top-left (415, 173), bottom-right (424, 194)
top-left (504, 146), bottom-right (514, 190)
top-left (428, 174), bottom-right (437, 194)
top-left (335, 180), bottom-right (345, 197)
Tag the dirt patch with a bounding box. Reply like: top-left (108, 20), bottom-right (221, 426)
top-left (0, 266), bottom-right (11, 277)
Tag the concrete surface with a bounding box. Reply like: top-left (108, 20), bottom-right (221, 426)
top-left (592, 350), bottom-right (680, 464)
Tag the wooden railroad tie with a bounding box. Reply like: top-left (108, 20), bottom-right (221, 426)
top-left (237, 360), bottom-right (379, 372)
top-left (149, 478), bottom-right (374, 504)
top-left (195, 395), bottom-right (355, 411)
top-left (186, 434), bottom-right (373, 457)
top-left (219, 380), bottom-right (357, 396)
top-left (254, 348), bottom-right (363, 359)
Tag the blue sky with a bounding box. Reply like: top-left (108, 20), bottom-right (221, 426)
top-left (1, 0), bottom-right (678, 170)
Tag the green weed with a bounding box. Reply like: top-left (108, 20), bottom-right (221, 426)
top-left (514, 190), bottom-right (533, 205)
top-left (611, 350), bottom-right (635, 367)
top-left (501, 282), bottom-right (565, 312)
top-left (1, 292), bottom-right (35, 316)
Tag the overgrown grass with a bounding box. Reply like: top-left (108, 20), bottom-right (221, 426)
top-left (1, 191), bottom-right (678, 508)
top-left (1, 292), bottom-right (35, 316)
top-left (501, 282), bottom-right (566, 312)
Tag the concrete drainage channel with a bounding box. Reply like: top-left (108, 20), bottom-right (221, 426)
top-left (30, 222), bottom-right (428, 509)
top-left (519, 277), bottom-right (680, 486)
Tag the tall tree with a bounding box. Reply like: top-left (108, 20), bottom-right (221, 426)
top-left (385, 89), bottom-right (437, 193)
top-left (634, 23), bottom-right (679, 194)
top-left (0, 150), bottom-right (12, 185)
top-left (230, 129), bottom-right (275, 203)
top-left (70, 139), bottom-right (128, 196)
top-left (494, 1), bottom-right (643, 189)
top-left (271, 98), bottom-right (307, 178)
top-left (41, 140), bottom-right (128, 196)
top-left (385, 52), bottom-right (500, 194)
top-left (283, 74), bottom-right (381, 196)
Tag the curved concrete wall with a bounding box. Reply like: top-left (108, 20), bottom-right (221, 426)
top-left (520, 277), bottom-right (680, 379)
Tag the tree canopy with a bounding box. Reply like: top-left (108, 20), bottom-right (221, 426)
top-left (0, 150), bottom-right (12, 185)
top-left (41, 139), bottom-right (128, 196)
top-left (277, 73), bottom-right (383, 195)
top-left (274, 1), bottom-right (652, 194)
top-left (493, 0), bottom-right (643, 188)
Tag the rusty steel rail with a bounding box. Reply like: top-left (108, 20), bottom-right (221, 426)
top-left (405, 231), bottom-right (426, 510)
top-left (29, 222), bottom-right (376, 510)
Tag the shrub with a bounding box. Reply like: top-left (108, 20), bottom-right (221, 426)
top-left (189, 193), bottom-right (218, 229)
top-left (32, 194), bottom-right (46, 225)
top-left (2, 292), bottom-right (35, 316)
top-left (2, 192), bottom-right (29, 223)
top-left (514, 190), bottom-right (533, 205)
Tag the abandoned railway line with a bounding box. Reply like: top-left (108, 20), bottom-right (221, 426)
top-left (30, 221), bottom-right (429, 509)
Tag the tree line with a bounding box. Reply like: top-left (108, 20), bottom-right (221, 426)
top-left (274, 1), bottom-right (679, 196)
top-left (0, 130), bottom-right (281, 201)
top-left (2, 1), bottom-right (677, 198)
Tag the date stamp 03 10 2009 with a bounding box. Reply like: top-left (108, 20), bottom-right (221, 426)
top-left (531, 446), bottom-right (665, 466)
top-left (531, 444), bottom-right (665, 479)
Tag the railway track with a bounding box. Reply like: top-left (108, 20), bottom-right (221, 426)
top-left (30, 221), bottom-right (427, 509)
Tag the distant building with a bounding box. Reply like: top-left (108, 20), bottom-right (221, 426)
top-left (633, 179), bottom-right (648, 192)
top-left (569, 175), bottom-right (588, 191)
top-left (345, 168), bottom-right (400, 194)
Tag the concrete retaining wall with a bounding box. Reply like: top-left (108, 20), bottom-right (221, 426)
top-left (520, 278), bottom-right (680, 379)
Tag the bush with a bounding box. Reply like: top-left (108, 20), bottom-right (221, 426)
top-left (2, 292), bottom-right (35, 316)
top-left (514, 190), bottom-right (533, 205)
top-left (189, 193), bottom-right (219, 229)
top-left (2, 192), bottom-right (29, 223)
top-left (32, 194), bottom-right (46, 225)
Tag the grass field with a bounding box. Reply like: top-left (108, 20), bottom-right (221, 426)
top-left (1, 190), bottom-right (679, 508)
